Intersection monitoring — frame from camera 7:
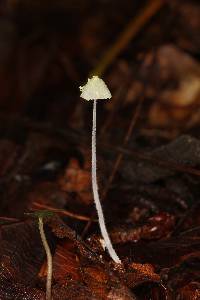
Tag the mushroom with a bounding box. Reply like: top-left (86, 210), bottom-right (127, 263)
top-left (80, 76), bottom-right (121, 264)
top-left (38, 216), bottom-right (53, 300)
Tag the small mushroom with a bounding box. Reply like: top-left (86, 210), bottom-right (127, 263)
top-left (80, 76), bottom-right (121, 264)
top-left (38, 217), bottom-right (53, 300)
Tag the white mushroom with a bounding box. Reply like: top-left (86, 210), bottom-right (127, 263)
top-left (80, 76), bottom-right (121, 264)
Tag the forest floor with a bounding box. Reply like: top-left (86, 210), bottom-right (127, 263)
top-left (0, 0), bottom-right (200, 299)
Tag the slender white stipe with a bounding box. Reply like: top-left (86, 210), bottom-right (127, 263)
top-left (38, 217), bottom-right (53, 300)
top-left (92, 100), bottom-right (121, 263)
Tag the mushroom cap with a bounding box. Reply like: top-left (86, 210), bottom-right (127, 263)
top-left (79, 76), bottom-right (112, 101)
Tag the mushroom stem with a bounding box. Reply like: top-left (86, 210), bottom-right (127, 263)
top-left (38, 217), bottom-right (53, 300)
top-left (92, 100), bottom-right (121, 264)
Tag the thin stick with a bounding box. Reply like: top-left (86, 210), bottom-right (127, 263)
top-left (91, 0), bottom-right (164, 76)
top-left (33, 202), bottom-right (96, 222)
top-left (38, 217), bottom-right (53, 300)
top-left (102, 96), bottom-right (144, 200)
top-left (92, 100), bottom-right (121, 264)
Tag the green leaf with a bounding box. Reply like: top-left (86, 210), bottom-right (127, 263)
top-left (25, 210), bottom-right (54, 219)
